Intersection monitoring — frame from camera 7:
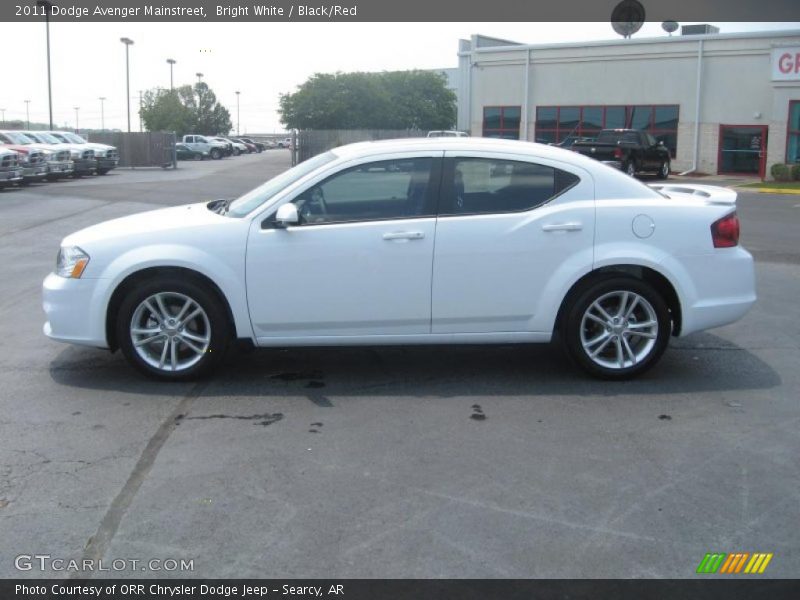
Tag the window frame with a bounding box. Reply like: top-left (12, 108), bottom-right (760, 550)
top-left (482, 105), bottom-right (522, 139)
top-left (438, 155), bottom-right (581, 217)
top-left (283, 155), bottom-right (443, 227)
top-left (786, 100), bottom-right (800, 164)
top-left (534, 104), bottom-right (680, 157)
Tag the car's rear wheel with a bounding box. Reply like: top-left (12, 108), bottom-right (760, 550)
top-left (563, 277), bottom-right (670, 379)
top-left (625, 161), bottom-right (637, 177)
top-left (117, 277), bottom-right (230, 380)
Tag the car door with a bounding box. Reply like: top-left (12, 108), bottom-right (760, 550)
top-left (432, 151), bottom-right (595, 334)
top-left (246, 152), bottom-right (441, 342)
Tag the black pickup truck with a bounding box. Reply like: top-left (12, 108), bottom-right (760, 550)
top-left (571, 129), bottom-right (671, 179)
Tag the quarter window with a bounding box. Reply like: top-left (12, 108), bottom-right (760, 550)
top-left (442, 158), bottom-right (579, 216)
top-left (292, 157), bottom-right (434, 225)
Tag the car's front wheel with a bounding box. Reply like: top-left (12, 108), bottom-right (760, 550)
top-left (657, 160), bottom-right (670, 179)
top-left (117, 277), bottom-right (230, 380)
top-left (562, 277), bottom-right (671, 379)
top-left (210, 149), bottom-right (222, 160)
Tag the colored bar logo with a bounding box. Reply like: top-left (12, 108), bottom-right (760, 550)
top-left (696, 552), bottom-right (773, 574)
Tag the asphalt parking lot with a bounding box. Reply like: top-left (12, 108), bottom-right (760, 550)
top-left (1, 151), bottom-right (798, 579)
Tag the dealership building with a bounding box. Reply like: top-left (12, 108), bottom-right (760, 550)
top-left (454, 28), bottom-right (800, 178)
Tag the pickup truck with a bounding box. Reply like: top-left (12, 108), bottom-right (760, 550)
top-left (0, 147), bottom-right (23, 189)
top-left (571, 129), bottom-right (671, 179)
top-left (181, 135), bottom-right (229, 160)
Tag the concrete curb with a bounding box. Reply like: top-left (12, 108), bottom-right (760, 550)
top-left (734, 186), bottom-right (800, 195)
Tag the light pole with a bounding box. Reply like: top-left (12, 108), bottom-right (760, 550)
top-left (195, 72), bottom-right (203, 84)
top-left (73, 106), bottom-right (80, 132)
top-left (139, 90), bottom-right (143, 132)
top-left (167, 58), bottom-right (176, 90)
top-left (235, 90), bottom-right (240, 136)
top-left (24, 100), bottom-right (31, 129)
top-left (120, 37), bottom-right (134, 133)
top-left (36, 0), bottom-right (54, 129)
top-left (99, 97), bottom-right (105, 130)
top-left (0, 108), bottom-right (5, 126)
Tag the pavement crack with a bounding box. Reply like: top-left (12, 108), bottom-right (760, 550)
top-left (72, 380), bottom-right (208, 579)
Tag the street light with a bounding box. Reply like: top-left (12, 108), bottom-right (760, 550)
top-left (99, 97), bottom-right (106, 130)
top-left (195, 72), bottom-right (203, 84)
top-left (166, 58), bottom-right (176, 90)
top-left (24, 100), bottom-right (31, 129)
top-left (0, 108), bottom-right (5, 125)
top-left (36, 0), bottom-right (54, 129)
top-left (120, 37), bottom-right (134, 133)
top-left (235, 90), bottom-right (240, 136)
top-left (74, 106), bottom-right (80, 132)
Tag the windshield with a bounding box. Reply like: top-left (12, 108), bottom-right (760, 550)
top-left (226, 151), bottom-right (337, 218)
top-left (64, 133), bottom-right (88, 144)
top-left (3, 131), bottom-right (34, 144)
top-left (31, 132), bottom-right (62, 144)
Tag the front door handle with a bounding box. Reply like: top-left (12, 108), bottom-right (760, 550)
top-left (542, 222), bottom-right (583, 232)
top-left (383, 231), bottom-right (425, 241)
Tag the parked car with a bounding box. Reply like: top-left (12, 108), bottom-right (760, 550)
top-left (427, 130), bottom-right (469, 138)
top-left (571, 129), bottom-right (671, 178)
top-left (175, 143), bottom-right (205, 161)
top-left (0, 146), bottom-right (23, 189)
top-left (42, 138), bottom-right (755, 381)
top-left (237, 137), bottom-right (265, 152)
top-left (0, 130), bottom-right (73, 180)
top-left (0, 134), bottom-right (48, 183)
top-left (232, 138), bottom-right (258, 153)
top-left (23, 131), bottom-right (96, 177)
top-left (181, 135), bottom-right (228, 160)
top-left (47, 131), bottom-right (118, 175)
top-left (276, 137), bottom-right (292, 148)
top-left (212, 137), bottom-right (247, 156)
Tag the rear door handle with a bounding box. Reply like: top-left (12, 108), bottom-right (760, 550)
top-left (542, 222), bottom-right (583, 232)
top-left (383, 231), bottom-right (425, 241)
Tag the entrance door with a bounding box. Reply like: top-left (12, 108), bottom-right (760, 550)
top-left (718, 125), bottom-right (768, 179)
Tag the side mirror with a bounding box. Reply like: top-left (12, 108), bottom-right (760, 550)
top-left (274, 203), bottom-right (299, 228)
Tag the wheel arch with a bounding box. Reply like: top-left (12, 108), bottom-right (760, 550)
top-left (554, 264), bottom-right (682, 337)
top-left (105, 266), bottom-right (237, 352)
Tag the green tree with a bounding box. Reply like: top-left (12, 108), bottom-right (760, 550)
top-left (279, 70), bottom-right (455, 130)
top-left (140, 83), bottom-right (232, 136)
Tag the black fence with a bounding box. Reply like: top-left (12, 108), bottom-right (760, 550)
top-left (87, 131), bottom-right (177, 168)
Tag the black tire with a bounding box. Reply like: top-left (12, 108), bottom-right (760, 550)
top-left (97, 168), bottom-right (110, 175)
top-left (233, 148), bottom-right (241, 156)
top-left (657, 160), bottom-right (670, 179)
top-left (116, 276), bottom-right (231, 381)
top-left (562, 276), bottom-right (671, 380)
top-left (210, 148), bottom-right (222, 160)
top-left (625, 161), bottom-right (637, 178)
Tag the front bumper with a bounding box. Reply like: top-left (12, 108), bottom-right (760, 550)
top-left (46, 160), bottom-right (75, 177)
top-left (96, 157), bottom-right (119, 170)
top-left (42, 272), bottom-right (109, 348)
top-left (72, 158), bottom-right (96, 174)
top-left (0, 168), bottom-right (23, 184)
top-left (22, 164), bottom-right (49, 181)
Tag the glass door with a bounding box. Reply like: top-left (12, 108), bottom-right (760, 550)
top-left (718, 125), bottom-right (768, 178)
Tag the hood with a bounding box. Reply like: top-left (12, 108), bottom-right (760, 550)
top-left (63, 202), bottom-right (226, 247)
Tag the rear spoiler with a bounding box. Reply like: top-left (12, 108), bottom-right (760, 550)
top-left (649, 183), bottom-right (737, 206)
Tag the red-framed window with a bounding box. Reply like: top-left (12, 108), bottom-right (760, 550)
top-left (534, 104), bottom-right (679, 157)
top-left (787, 100), bottom-right (800, 164)
top-left (483, 106), bottom-right (521, 139)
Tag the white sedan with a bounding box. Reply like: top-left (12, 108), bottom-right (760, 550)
top-left (42, 138), bottom-right (755, 380)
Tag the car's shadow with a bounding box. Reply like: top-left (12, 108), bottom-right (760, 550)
top-left (48, 332), bottom-right (780, 398)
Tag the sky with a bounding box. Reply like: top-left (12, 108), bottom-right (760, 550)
top-left (1, 21), bottom-right (798, 133)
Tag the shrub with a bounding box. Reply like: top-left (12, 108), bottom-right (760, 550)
top-left (770, 163), bottom-right (790, 182)
top-left (791, 164), bottom-right (800, 181)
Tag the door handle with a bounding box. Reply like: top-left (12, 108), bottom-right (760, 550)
top-left (382, 231), bottom-right (425, 241)
top-left (542, 222), bottom-right (583, 232)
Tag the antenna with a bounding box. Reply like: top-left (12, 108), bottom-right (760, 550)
top-left (662, 21), bottom-right (679, 36)
top-left (611, 0), bottom-right (646, 39)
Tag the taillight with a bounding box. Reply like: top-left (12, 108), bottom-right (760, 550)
top-left (613, 147), bottom-right (623, 159)
top-left (711, 212), bottom-right (740, 248)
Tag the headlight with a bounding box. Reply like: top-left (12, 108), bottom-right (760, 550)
top-left (70, 150), bottom-right (82, 159)
top-left (56, 246), bottom-right (90, 278)
top-left (94, 150), bottom-right (107, 157)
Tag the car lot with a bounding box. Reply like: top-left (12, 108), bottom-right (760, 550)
top-left (0, 151), bottom-right (798, 578)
